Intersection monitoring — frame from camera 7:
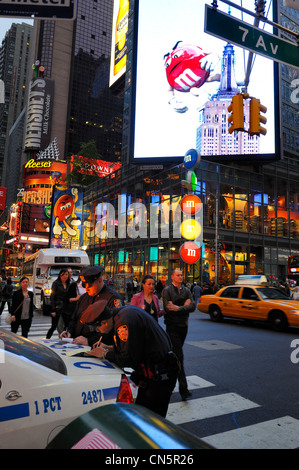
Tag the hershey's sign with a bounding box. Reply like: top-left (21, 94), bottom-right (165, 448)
top-left (24, 78), bottom-right (54, 151)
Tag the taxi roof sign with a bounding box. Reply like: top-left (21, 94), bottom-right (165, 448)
top-left (236, 275), bottom-right (268, 285)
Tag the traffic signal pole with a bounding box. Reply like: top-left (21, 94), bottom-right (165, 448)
top-left (244, 0), bottom-right (266, 89)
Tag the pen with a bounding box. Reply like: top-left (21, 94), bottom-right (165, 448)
top-left (95, 336), bottom-right (102, 348)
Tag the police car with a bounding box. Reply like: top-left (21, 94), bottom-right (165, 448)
top-left (0, 329), bottom-right (133, 449)
top-left (199, 275), bottom-right (299, 331)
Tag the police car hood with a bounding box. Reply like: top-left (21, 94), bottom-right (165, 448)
top-left (37, 338), bottom-right (121, 377)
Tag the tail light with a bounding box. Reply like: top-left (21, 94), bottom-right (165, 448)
top-left (116, 374), bottom-right (134, 403)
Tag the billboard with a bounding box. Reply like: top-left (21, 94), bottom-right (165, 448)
top-left (130, 0), bottom-right (279, 164)
top-left (109, 0), bottom-right (129, 87)
top-left (24, 78), bottom-right (54, 152)
top-left (49, 186), bottom-right (83, 249)
top-left (0, 187), bottom-right (7, 211)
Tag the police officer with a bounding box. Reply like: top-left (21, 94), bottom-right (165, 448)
top-left (87, 303), bottom-right (179, 418)
top-left (60, 266), bottom-right (123, 346)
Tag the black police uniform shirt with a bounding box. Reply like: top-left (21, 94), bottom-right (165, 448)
top-left (106, 305), bottom-right (172, 373)
top-left (68, 284), bottom-right (123, 340)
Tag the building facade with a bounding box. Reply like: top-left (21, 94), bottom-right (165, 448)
top-left (81, 0), bottom-right (299, 289)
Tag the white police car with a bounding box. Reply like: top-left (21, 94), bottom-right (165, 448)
top-left (0, 329), bottom-right (133, 449)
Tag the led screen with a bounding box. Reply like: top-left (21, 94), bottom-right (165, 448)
top-left (131, 0), bottom-right (278, 163)
top-left (110, 0), bottom-right (129, 87)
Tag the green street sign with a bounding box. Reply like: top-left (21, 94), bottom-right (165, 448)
top-left (205, 5), bottom-right (299, 69)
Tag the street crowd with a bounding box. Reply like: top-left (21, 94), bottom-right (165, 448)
top-left (2, 267), bottom-right (298, 418)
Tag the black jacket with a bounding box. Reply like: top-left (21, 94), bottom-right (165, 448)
top-left (11, 289), bottom-right (34, 321)
top-left (50, 278), bottom-right (70, 312)
top-left (162, 283), bottom-right (195, 328)
top-left (67, 284), bottom-right (124, 341)
top-left (106, 305), bottom-right (173, 373)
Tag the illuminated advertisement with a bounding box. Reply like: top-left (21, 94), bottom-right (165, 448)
top-left (0, 187), bottom-right (7, 211)
top-left (24, 77), bottom-right (54, 151)
top-left (49, 186), bottom-right (83, 249)
top-left (110, 0), bottom-right (129, 87)
top-left (131, 0), bottom-right (278, 163)
top-left (70, 155), bottom-right (121, 178)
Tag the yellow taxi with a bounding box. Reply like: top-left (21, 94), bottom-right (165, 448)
top-left (198, 275), bottom-right (299, 331)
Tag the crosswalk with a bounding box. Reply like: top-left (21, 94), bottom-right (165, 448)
top-left (168, 375), bottom-right (299, 449)
top-left (0, 312), bottom-right (58, 339)
top-left (1, 313), bottom-right (299, 448)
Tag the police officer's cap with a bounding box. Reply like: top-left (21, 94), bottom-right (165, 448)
top-left (80, 299), bottom-right (112, 325)
top-left (80, 266), bottom-right (104, 278)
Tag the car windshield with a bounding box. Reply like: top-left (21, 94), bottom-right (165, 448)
top-left (0, 328), bottom-right (67, 375)
top-left (256, 287), bottom-right (290, 300)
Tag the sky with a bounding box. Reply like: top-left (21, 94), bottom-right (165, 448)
top-left (0, 17), bottom-right (33, 43)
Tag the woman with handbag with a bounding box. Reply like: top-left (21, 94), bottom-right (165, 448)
top-left (11, 276), bottom-right (34, 338)
top-left (46, 269), bottom-right (70, 339)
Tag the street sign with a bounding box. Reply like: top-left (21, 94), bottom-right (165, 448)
top-left (0, 0), bottom-right (76, 20)
top-left (205, 5), bottom-right (299, 69)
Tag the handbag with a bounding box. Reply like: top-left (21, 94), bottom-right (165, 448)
top-left (5, 313), bottom-right (12, 324)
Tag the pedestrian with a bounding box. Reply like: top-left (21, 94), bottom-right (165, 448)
top-left (60, 266), bottom-right (123, 346)
top-left (292, 280), bottom-right (299, 300)
top-left (62, 276), bottom-right (86, 330)
top-left (0, 277), bottom-right (13, 317)
top-left (130, 274), bottom-right (163, 321)
top-left (46, 269), bottom-right (70, 339)
top-left (67, 267), bottom-right (75, 282)
top-left (11, 276), bottom-right (34, 338)
top-left (87, 302), bottom-right (179, 417)
top-left (156, 279), bottom-right (163, 299)
top-left (283, 281), bottom-right (290, 297)
top-left (193, 282), bottom-right (203, 309)
top-left (126, 279), bottom-right (133, 302)
top-left (133, 277), bottom-right (138, 293)
top-left (162, 268), bottom-right (195, 401)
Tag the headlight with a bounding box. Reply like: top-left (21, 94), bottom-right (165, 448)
top-left (44, 288), bottom-right (52, 295)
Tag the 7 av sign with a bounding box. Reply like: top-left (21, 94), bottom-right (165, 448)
top-left (205, 5), bottom-right (299, 69)
top-left (0, 0), bottom-right (76, 20)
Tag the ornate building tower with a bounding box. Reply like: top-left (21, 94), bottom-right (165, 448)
top-left (197, 43), bottom-right (259, 156)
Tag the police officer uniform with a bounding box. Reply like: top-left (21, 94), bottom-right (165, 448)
top-left (91, 305), bottom-right (179, 417)
top-left (67, 266), bottom-right (123, 345)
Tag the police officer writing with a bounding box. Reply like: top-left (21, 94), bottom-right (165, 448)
top-left (162, 269), bottom-right (195, 401)
top-left (87, 302), bottom-right (179, 418)
top-left (60, 266), bottom-right (123, 345)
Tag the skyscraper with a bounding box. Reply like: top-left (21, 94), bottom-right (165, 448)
top-left (0, 22), bottom-right (33, 185)
top-left (197, 43), bottom-right (259, 156)
top-left (32, 0), bottom-right (124, 163)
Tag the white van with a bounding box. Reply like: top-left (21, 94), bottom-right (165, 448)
top-left (22, 248), bottom-right (90, 314)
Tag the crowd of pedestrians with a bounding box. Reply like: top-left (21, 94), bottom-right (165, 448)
top-left (0, 266), bottom-right (229, 416)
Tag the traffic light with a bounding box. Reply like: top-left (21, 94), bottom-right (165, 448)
top-left (249, 97), bottom-right (267, 136)
top-left (227, 93), bottom-right (244, 133)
